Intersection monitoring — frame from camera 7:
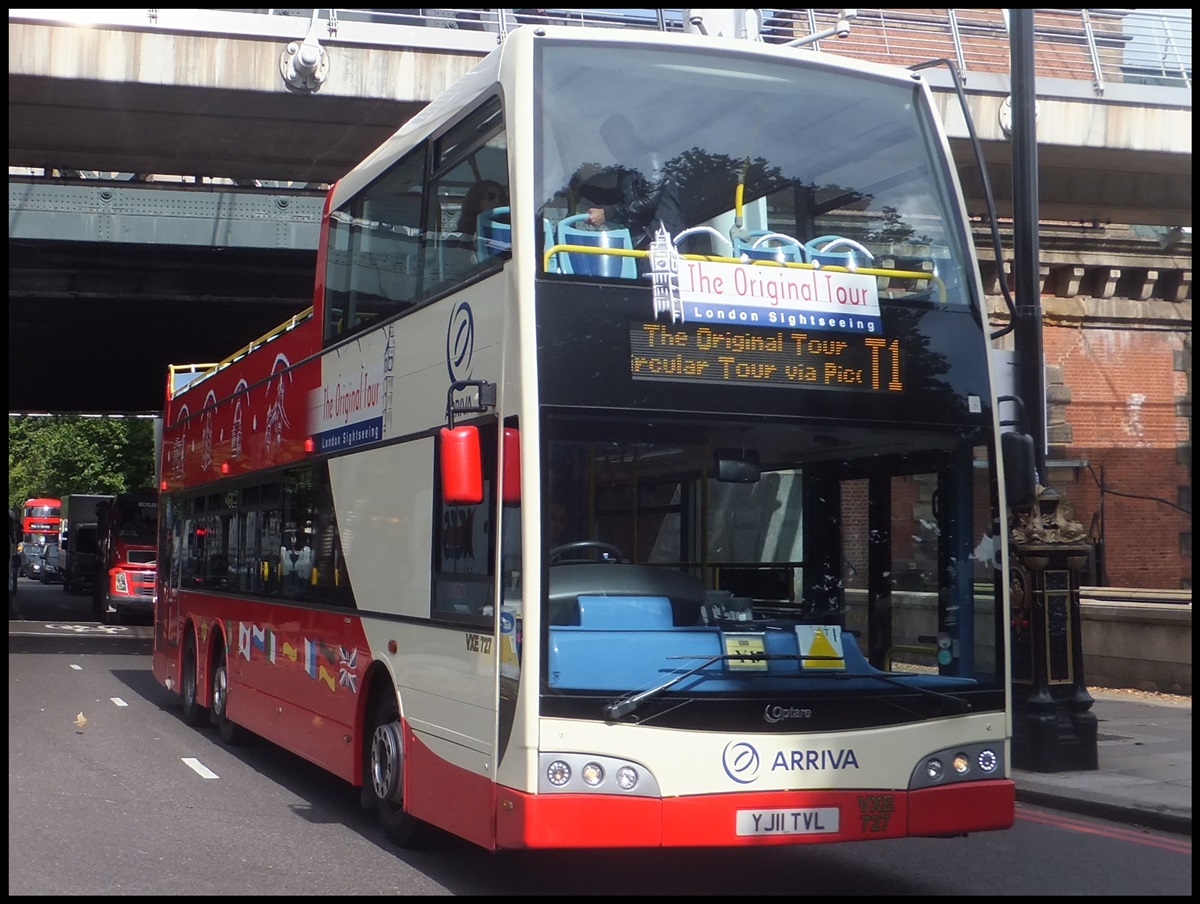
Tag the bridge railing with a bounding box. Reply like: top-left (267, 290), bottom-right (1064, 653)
top-left (12, 8), bottom-right (1191, 98)
top-left (251, 8), bottom-right (1197, 97)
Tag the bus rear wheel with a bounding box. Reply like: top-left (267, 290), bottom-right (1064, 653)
top-left (211, 639), bottom-right (248, 745)
top-left (366, 692), bottom-right (431, 848)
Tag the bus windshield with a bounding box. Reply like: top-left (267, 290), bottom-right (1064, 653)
top-left (540, 412), bottom-right (1002, 718)
top-left (538, 40), bottom-right (972, 306)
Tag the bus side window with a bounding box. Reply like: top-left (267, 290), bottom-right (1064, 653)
top-left (427, 95), bottom-right (510, 291)
top-left (326, 152), bottom-right (424, 345)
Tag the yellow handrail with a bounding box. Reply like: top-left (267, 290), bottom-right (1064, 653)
top-left (167, 306), bottom-right (316, 397)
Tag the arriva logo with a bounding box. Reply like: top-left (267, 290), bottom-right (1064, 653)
top-left (771, 749), bottom-right (860, 771)
top-left (723, 741), bottom-right (861, 784)
top-left (446, 300), bottom-right (475, 383)
top-left (722, 741), bottom-right (761, 784)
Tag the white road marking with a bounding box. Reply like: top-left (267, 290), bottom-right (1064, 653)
top-left (182, 757), bottom-right (219, 780)
top-left (70, 664), bottom-right (82, 670)
top-left (111, 697), bottom-right (128, 707)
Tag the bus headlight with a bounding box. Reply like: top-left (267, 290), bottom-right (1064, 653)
top-left (114, 572), bottom-right (128, 594)
top-left (977, 749), bottom-right (998, 773)
top-left (546, 760), bottom-right (571, 787)
top-left (615, 765), bottom-right (639, 790)
top-left (538, 754), bottom-right (659, 796)
top-left (910, 742), bottom-right (1004, 790)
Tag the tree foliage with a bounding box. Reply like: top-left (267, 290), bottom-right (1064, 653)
top-left (7, 416), bottom-right (157, 513)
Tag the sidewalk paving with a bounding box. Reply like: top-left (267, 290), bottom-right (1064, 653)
top-left (1012, 688), bottom-right (1192, 836)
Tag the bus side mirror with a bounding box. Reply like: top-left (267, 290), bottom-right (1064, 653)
top-left (441, 426), bottom-right (483, 505)
top-left (1001, 431), bottom-right (1037, 512)
top-left (502, 427), bottom-right (521, 505)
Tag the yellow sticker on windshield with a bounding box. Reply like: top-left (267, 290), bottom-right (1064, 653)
top-left (796, 625), bottom-right (846, 670)
top-left (723, 632), bottom-right (768, 671)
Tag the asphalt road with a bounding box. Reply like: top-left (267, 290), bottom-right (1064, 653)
top-left (8, 578), bottom-right (1192, 895)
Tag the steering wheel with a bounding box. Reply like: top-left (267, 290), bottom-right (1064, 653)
top-left (548, 541), bottom-right (625, 566)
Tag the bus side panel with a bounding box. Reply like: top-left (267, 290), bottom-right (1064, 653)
top-left (404, 724), bottom-right (498, 850)
top-left (222, 605), bottom-right (369, 780)
top-left (230, 682), bottom-right (358, 781)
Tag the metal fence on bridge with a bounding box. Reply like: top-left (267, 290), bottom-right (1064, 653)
top-left (13, 8), bottom-right (1192, 98)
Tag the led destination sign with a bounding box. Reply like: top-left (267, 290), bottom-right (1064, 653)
top-left (629, 321), bottom-right (904, 393)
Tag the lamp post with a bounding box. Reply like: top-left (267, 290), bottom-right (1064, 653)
top-left (1004, 9), bottom-right (1097, 773)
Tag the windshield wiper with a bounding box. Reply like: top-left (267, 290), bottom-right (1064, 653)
top-left (603, 653), bottom-right (972, 720)
top-left (604, 654), bottom-right (740, 720)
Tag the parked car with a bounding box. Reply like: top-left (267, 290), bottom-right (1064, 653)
top-left (40, 544), bottom-right (63, 584)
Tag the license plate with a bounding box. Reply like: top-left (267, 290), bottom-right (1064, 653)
top-left (736, 807), bottom-right (840, 836)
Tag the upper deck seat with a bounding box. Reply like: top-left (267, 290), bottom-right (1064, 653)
top-left (556, 213), bottom-right (636, 279)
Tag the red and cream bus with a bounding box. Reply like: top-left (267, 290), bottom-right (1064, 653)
top-left (153, 22), bottom-right (1033, 851)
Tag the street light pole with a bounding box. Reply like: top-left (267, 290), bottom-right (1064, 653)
top-left (1007, 9), bottom-right (1097, 773)
top-left (1009, 9), bottom-right (1046, 486)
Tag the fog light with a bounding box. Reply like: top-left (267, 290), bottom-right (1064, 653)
top-left (925, 758), bottom-right (944, 781)
top-left (581, 762), bottom-right (604, 786)
top-left (616, 765), bottom-right (639, 790)
top-left (952, 753), bottom-right (971, 775)
top-left (546, 760), bottom-right (571, 787)
top-left (977, 749), bottom-right (998, 773)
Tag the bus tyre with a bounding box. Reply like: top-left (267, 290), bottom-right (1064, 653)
top-left (366, 692), bottom-right (431, 848)
top-left (211, 639), bottom-right (248, 746)
top-left (180, 631), bottom-right (207, 726)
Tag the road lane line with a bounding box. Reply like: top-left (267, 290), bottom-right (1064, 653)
top-left (182, 758), bottom-right (219, 779)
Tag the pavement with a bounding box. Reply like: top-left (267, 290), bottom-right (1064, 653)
top-left (1012, 689), bottom-right (1192, 836)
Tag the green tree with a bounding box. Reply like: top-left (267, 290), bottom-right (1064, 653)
top-left (8, 415), bottom-right (157, 512)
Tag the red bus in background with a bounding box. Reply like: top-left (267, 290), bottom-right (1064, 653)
top-left (22, 497), bottom-right (61, 546)
top-left (94, 492), bottom-right (159, 624)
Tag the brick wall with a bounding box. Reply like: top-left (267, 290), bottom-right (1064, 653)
top-left (1040, 323), bottom-right (1191, 590)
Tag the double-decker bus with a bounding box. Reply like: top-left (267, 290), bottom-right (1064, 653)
top-left (22, 497), bottom-right (61, 546)
top-left (153, 23), bottom-right (1035, 851)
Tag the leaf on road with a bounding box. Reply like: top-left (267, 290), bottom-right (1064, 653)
top-left (74, 712), bottom-right (88, 730)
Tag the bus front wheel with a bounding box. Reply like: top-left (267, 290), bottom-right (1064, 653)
top-left (366, 692), bottom-right (431, 848)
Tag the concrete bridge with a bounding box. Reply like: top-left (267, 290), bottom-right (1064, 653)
top-left (7, 7), bottom-right (1193, 413)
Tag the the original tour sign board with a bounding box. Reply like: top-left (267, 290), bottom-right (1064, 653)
top-left (629, 321), bottom-right (904, 392)
top-left (636, 226), bottom-right (904, 393)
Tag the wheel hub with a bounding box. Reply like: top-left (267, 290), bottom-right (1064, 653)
top-left (371, 721), bottom-right (404, 803)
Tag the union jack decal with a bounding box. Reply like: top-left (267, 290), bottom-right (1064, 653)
top-left (338, 645), bottom-right (359, 694)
